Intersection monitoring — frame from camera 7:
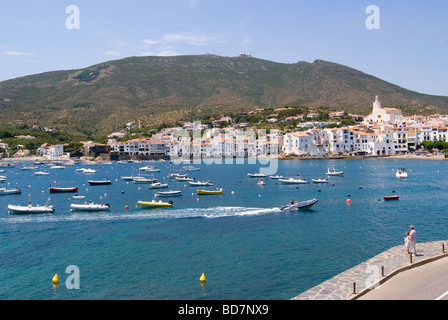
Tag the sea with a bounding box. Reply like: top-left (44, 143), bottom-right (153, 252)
top-left (0, 157), bottom-right (447, 300)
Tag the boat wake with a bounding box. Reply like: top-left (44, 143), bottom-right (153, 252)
top-left (0, 206), bottom-right (283, 224)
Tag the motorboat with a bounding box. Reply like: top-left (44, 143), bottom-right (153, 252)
top-left (70, 202), bottom-right (110, 212)
top-left (396, 168), bottom-right (408, 179)
top-left (175, 176), bottom-right (195, 181)
top-left (0, 186), bottom-right (21, 195)
top-left (278, 177), bottom-right (308, 184)
top-left (197, 188), bottom-right (223, 195)
top-left (326, 168), bottom-right (344, 176)
top-left (247, 173), bottom-right (267, 178)
top-left (8, 200), bottom-right (54, 214)
top-left (311, 178), bottom-right (329, 183)
top-left (76, 168), bottom-right (97, 173)
top-left (280, 198), bottom-right (318, 211)
top-left (168, 173), bottom-right (188, 179)
top-left (72, 194), bottom-right (86, 199)
top-left (188, 180), bottom-right (213, 186)
top-left (21, 166), bottom-right (38, 170)
top-left (133, 176), bottom-right (157, 183)
top-left (156, 190), bottom-right (182, 196)
top-left (148, 182), bottom-right (168, 189)
top-left (88, 179), bottom-right (112, 185)
top-left (120, 175), bottom-right (135, 181)
top-left (269, 175), bottom-right (285, 179)
top-left (139, 166), bottom-right (160, 172)
top-left (50, 165), bottom-right (66, 170)
top-left (34, 171), bottom-right (50, 176)
top-left (0, 176), bottom-right (6, 182)
top-left (137, 200), bottom-right (173, 208)
top-left (183, 166), bottom-right (200, 171)
top-left (384, 195), bottom-right (400, 201)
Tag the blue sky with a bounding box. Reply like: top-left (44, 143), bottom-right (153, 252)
top-left (1, 0), bottom-right (447, 96)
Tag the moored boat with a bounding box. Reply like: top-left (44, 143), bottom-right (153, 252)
top-left (247, 173), bottom-right (267, 178)
top-left (326, 168), bottom-right (344, 176)
top-left (188, 180), bottom-right (213, 186)
top-left (70, 202), bottom-right (110, 212)
top-left (8, 200), bottom-right (54, 214)
top-left (34, 171), bottom-right (50, 176)
top-left (137, 200), bottom-right (173, 208)
top-left (280, 198), bottom-right (318, 211)
top-left (88, 179), bottom-right (112, 185)
top-left (278, 177), bottom-right (308, 184)
top-left (148, 182), bottom-right (168, 189)
top-left (0, 186), bottom-right (21, 195)
top-left (156, 190), bottom-right (182, 196)
top-left (133, 176), bottom-right (157, 183)
top-left (396, 168), bottom-right (408, 179)
top-left (384, 195), bottom-right (400, 201)
top-left (50, 186), bottom-right (78, 193)
top-left (311, 178), bottom-right (329, 183)
top-left (269, 175), bottom-right (285, 179)
top-left (197, 188), bottom-right (223, 195)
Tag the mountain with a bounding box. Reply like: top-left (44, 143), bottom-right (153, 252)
top-left (0, 54), bottom-right (447, 137)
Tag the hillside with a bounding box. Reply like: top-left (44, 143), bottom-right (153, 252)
top-left (0, 54), bottom-right (447, 138)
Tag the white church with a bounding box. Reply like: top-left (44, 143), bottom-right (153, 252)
top-left (365, 96), bottom-right (403, 124)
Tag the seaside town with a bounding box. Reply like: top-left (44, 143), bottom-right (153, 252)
top-left (1, 96), bottom-right (448, 162)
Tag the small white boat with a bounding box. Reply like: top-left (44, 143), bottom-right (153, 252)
top-left (326, 168), bottom-right (344, 176)
top-left (139, 166), bottom-right (160, 172)
top-left (133, 176), bottom-right (157, 183)
top-left (156, 190), bottom-right (182, 196)
top-left (148, 182), bottom-right (168, 189)
top-left (8, 200), bottom-right (54, 214)
top-left (50, 165), bottom-right (66, 170)
top-left (175, 176), bottom-right (195, 181)
top-left (188, 180), bottom-right (213, 186)
top-left (0, 176), bottom-right (7, 182)
top-left (183, 166), bottom-right (200, 171)
top-left (278, 178), bottom-right (308, 184)
top-left (311, 178), bottom-right (329, 183)
top-left (120, 176), bottom-right (135, 181)
top-left (76, 168), bottom-right (97, 173)
top-left (21, 166), bottom-right (38, 170)
top-left (0, 187), bottom-right (21, 195)
top-left (70, 202), bottom-right (110, 212)
top-left (168, 173), bottom-right (188, 179)
top-left (34, 171), bottom-right (50, 176)
top-left (270, 175), bottom-right (285, 179)
top-left (72, 195), bottom-right (86, 199)
top-left (396, 168), bottom-right (408, 179)
top-left (247, 173), bottom-right (267, 178)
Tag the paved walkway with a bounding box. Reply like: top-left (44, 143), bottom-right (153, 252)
top-left (292, 240), bottom-right (448, 300)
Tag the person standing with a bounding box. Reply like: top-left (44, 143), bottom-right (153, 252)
top-left (409, 225), bottom-right (417, 256)
top-left (404, 231), bottom-right (410, 254)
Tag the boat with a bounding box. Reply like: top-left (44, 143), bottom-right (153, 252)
top-left (139, 166), bottom-right (160, 172)
top-left (8, 199), bottom-right (54, 214)
top-left (326, 168), bottom-right (344, 176)
top-left (183, 166), bottom-right (200, 171)
top-left (120, 175), bottom-right (135, 181)
top-left (34, 171), bottom-right (50, 176)
top-left (70, 202), bottom-right (110, 212)
top-left (257, 179), bottom-right (265, 185)
top-left (396, 168), bottom-right (408, 179)
top-left (21, 166), bottom-right (38, 170)
top-left (175, 176), bottom-right (195, 181)
top-left (278, 178), bottom-right (308, 184)
top-left (311, 178), bottom-right (329, 183)
top-left (137, 200), bottom-right (173, 208)
top-left (72, 195), bottom-right (86, 199)
top-left (156, 190), bottom-right (182, 196)
top-left (148, 182), bottom-right (168, 189)
top-left (269, 175), bottom-right (285, 179)
top-left (168, 173), bottom-right (188, 179)
top-left (49, 178), bottom-right (78, 193)
top-left (384, 195), bottom-right (400, 201)
top-left (50, 165), bottom-right (66, 170)
top-left (0, 186), bottom-right (21, 195)
top-left (280, 198), bottom-right (318, 211)
top-left (133, 176), bottom-right (157, 183)
top-left (88, 179), bottom-right (112, 185)
top-left (188, 180), bottom-right (213, 186)
top-left (76, 168), bottom-right (97, 173)
top-left (197, 188), bottom-right (223, 195)
top-left (0, 176), bottom-right (6, 182)
top-left (247, 173), bottom-right (267, 178)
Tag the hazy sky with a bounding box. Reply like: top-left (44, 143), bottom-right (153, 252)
top-left (1, 0), bottom-right (447, 96)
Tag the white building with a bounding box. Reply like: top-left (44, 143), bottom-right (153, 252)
top-left (365, 95), bottom-right (403, 124)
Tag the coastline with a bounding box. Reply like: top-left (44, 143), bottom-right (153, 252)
top-left (0, 153), bottom-right (446, 162)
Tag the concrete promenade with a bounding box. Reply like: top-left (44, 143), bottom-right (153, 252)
top-left (292, 240), bottom-right (448, 300)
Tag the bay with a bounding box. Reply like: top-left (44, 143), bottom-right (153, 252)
top-left (0, 158), bottom-right (446, 300)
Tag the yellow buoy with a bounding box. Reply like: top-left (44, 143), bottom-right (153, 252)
top-left (200, 273), bottom-right (206, 282)
top-left (52, 274), bottom-right (59, 285)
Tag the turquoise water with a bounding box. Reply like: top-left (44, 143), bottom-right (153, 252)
top-left (0, 158), bottom-right (447, 300)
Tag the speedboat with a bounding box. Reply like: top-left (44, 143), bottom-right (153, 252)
top-left (278, 177), bottom-right (308, 184)
top-left (197, 188), bottom-right (223, 195)
top-left (280, 198), bottom-right (318, 211)
top-left (70, 202), bottom-right (110, 212)
top-left (137, 200), bottom-right (173, 208)
top-left (396, 168), bottom-right (408, 179)
top-left (188, 180), bottom-right (213, 186)
top-left (311, 178), bottom-right (329, 183)
top-left (326, 168), bottom-right (344, 176)
top-left (247, 173), bottom-right (267, 178)
top-left (8, 200), bottom-right (54, 214)
top-left (148, 182), bottom-right (168, 189)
